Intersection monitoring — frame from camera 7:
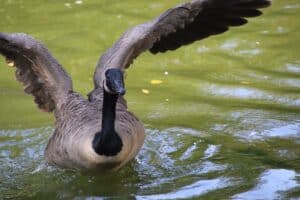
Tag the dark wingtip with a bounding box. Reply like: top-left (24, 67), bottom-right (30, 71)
top-left (149, 48), bottom-right (158, 54)
top-left (235, 9), bottom-right (263, 18)
top-left (262, 0), bottom-right (272, 8)
top-left (234, 0), bottom-right (272, 9)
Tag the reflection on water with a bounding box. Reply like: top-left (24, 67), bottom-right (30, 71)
top-left (205, 84), bottom-right (300, 107)
top-left (233, 169), bottom-right (299, 200)
top-left (228, 110), bottom-right (300, 141)
top-left (137, 177), bottom-right (233, 200)
top-left (0, 0), bottom-right (300, 199)
top-left (284, 4), bottom-right (300, 9)
top-left (286, 63), bottom-right (300, 74)
top-left (261, 124), bottom-right (300, 138)
top-left (203, 144), bottom-right (220, 159)
top-left (220, 39), bottom-right (263, 56)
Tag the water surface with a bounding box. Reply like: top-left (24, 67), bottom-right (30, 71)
top-left (0, 0), bottom-right (299, 199)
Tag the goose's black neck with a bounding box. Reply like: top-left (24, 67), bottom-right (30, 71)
top-left (92, 89), bottom-right (123, 156)
top-left (102, 90), bottom-right (117, 132)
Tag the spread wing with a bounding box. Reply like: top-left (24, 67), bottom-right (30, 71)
top-left (93, 0), bottom-right (271, 88)
top-left (149, 0), bottom-right (271, 54)
top-left (0, 33), bottom-right (73, 112)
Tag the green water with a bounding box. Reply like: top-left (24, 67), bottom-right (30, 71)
top-left (0, 0), bottom-right (300, 199)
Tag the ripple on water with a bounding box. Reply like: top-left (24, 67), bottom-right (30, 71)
top-left (203, 144), bottom-right (220, 159)
top-left (135, 127), bottom-right (228, 195)
top-left (196, 45), bottom-right (210, 53)
top-left (0, 127), bottom-right (55, 198)
top-left (260, 26), bottom-right (289, 35)
top-left (203, 84), bottom-right (300, 107)
top-left (179, 142), bottom-right (197, 160)
top-left (220, 40), bottom-right (239, 50)
top-left (243, 125), bottom-right (300, 141)
top-left (278, 78), bottom-right (300, 88)
top-left (232, 169), bottom-right (300, 200)
top-left (219, 39), bottom-right (262, 56)
top-left (285, 63), bottom-right (300, 74)
top-left (261, 124), bottom-right (300, 138)
top-left (208, 85), bottom-right (267, 99)
top-left (228, 110), bottom-right (300, 141)
top-left (137, 177), bottom-right (234, 200)
top-left (284, 4), bottom-right (300, 9)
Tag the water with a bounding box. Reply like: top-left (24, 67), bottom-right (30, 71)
top-left (0, 0), bottom-right (299, 199)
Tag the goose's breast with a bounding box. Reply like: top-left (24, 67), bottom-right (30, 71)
top-left (46, 95), bottom-right (145, 170)
top-left (114, 110), bottom-right (145, 168)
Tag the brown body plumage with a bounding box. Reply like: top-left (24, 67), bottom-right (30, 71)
top-left (45, 90), bottom-right (145, 170)
top-left (0, 0), bottom-right (270, 170)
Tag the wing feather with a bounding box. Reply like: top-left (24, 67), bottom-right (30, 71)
top-left (92, 0), bottom-right (271, 91)
top-left (0, 33), bottom-right (73, 112)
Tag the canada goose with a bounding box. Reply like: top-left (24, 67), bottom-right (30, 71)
top-left (0, 0), bottom-right (271, 170)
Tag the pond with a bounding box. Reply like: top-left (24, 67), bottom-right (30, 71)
top-left (0, 0), bottom-right (299, 199)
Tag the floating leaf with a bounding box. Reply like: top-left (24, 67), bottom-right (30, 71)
top-left (150, 80), bottom-right (163, 85)
top-left (142, 89), bottom-right (150, 94)
top-left (7, 61), bottom-right (15, 67)
top-left (75, 0), bottom-right (83, 5)
top-left (241, 81), bottom-right (250, 85)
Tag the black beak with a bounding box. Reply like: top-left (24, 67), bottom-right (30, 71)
top-left (105, 68), bottom-right (126, 96)
top-left (113, 79), bottom-right (126, 96)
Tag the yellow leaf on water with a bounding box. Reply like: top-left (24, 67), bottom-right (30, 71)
top-left (142, 89), bottom-right (150, 94)
top-left (7, 61), bottom-right (15, 67)
top-left (150, 80), bottom-right (163, 85)
top-left (241, 81), bottom-right (250, 85)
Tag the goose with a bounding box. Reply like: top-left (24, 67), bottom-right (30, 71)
top-left (0, 0), bottom-right (271, 170)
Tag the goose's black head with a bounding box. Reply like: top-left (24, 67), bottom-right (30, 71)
top-left (104, 68), bottom-right (126, 96)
